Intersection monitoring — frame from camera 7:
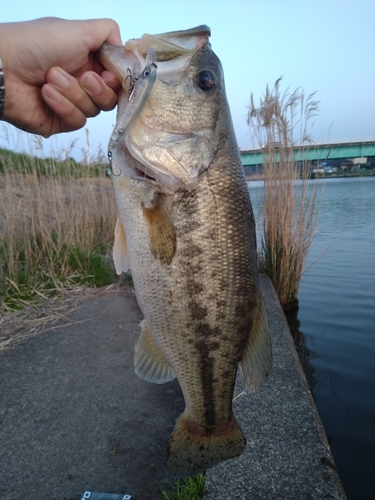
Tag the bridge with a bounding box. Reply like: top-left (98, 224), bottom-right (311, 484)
top-left (240, 139), bottom-right (375, 167)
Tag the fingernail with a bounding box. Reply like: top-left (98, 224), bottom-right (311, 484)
top-left (81, 74), bottom-right (102, 95)
top-left (48, 68), bottom-right (69, 90)
top-left (43, 84), bottom-right (62, 103)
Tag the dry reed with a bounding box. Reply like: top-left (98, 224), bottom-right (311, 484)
top-left (247, 78), bottom-right (320, 308)
top-left (0, 137), bottom-right (118, 314)
top-left (0, 284), bottom-right (122, 351)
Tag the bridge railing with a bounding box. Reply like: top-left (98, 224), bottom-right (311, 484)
top-left (240, 139), bottom-right (375, 166)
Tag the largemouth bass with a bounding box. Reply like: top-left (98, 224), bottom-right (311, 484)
top-left (99, 26), bottom-right (272, 477)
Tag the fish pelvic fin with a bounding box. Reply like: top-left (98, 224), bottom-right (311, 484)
top-left (167, 413), bottom-right (246, 477)
top-left (113, 216), bottom-right (129, 274)
top-left (240, 294), bottom-right (272, 390)
top-left (141, 193), bottom-right (176, 265)
top-left (134, 320), bottom-right (176, 384)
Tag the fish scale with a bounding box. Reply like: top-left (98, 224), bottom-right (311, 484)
top-left (99, 25), bottom-right (272, 476)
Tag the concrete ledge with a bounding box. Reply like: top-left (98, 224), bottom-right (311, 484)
top-left (204, 275), bottom-right (346, 499)
top-left (0, 278), bottom-right (346, 499)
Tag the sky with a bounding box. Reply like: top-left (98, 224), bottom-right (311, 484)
top-left (1, 0), bottom-right (374, 160)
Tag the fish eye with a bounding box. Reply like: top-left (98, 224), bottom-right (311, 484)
top-left (195, 70), bottom-right (216, 91)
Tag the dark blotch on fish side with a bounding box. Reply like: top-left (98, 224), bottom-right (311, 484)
top-left (186, 277), bottom-right (204, 295)
top-left (193, 324), bottom-right (225, 431)
top-left (189, 301), bottom-right (208, 320)
top-left (194, 323), bottom-right (221, 339)
top-left (180, 242), bottom-right (203, 258)
top-left (199, 343), bottom-right (216, 431)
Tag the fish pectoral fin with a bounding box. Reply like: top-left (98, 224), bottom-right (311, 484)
top-left (113, 216), bottom-right (130, 274)
top-left (167, 413), bottom-right (246, 476)
top-left (141, 193), bottom-right (176, 265)
top-left (134, 320), bottom-right (176, 384)
top-left (240, 294), bottom-right (272, 390)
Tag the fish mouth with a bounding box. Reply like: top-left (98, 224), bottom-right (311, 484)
top-left (111, 142), bottom-right (185, 194)
top-left (127, 26), bottom-right (211, 90)
top-left (125, 25), bottom-right (211, 77)
top-left (124, 118), bottom-right (201, 190)
top-left (99, 25), bottom-right (211, 87)
top-left (131, 165), bottom-right (156, 182)
top-left (99, 26), bottom-right (212, 192)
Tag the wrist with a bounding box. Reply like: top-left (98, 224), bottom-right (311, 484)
top-left (0, 25), bottom-right (9, 121)
top-left (0, 57), bottom-right (4, 120)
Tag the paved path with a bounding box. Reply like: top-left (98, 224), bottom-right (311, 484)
top-left (0, 286), bottom-right (184, 500)
top-left (0, 278), bottom-right (346, 499)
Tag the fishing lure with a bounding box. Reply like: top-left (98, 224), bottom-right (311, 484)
top-left (107, 50), bottom-right (157, 176)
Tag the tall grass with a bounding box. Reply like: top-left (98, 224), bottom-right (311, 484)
top-left (247, 78), bottom-right (320, 309)
top-left (0, 140), bottom-right (118, 312)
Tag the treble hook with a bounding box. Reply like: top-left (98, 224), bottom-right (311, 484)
top-left (124, 68), bottom-right (139, 100)
top-left (106, 150), bottom-right (121, 178)
top-left (106, 52), bottom-right (157, 177)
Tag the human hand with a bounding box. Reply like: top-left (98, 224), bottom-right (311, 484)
top-left (0, 17), bottom-right (122, 137)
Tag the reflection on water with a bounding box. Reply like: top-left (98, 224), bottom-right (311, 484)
top-left (249, 177), bottom-right (375, 500)
top-left (284, 307), bottom-right (318, 393)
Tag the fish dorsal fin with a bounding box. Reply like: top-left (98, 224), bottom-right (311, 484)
top-left (141, 193), bottom-right (176, 265)
top-left (113, 216), bottom-right (130, 274)
top-left (134, 320), bottom-right (176, 384)
top-left (240, 294), bottom-right (272, 390)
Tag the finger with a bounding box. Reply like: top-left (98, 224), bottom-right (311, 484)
top-left (83, 19), bottom-right (122, 49)
top-left (79, 71), bottom-right (119, 111)
top-left (46, 67), bottom-right (100, 118)
top-left (101, 70), bottom-right (122, 92)
top-left (41, 83), bottom-right (87, 135)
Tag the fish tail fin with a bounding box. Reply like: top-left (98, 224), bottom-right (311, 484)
top-left (167, 413), bottom-right (246, 476)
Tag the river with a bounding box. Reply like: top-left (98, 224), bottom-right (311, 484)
top-left (249, 176), bottom-right (375, 500)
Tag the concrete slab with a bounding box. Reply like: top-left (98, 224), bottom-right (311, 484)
top-left (0, 278), bottom-right (346, 499)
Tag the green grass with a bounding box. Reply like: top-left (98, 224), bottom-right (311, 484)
top-left (1, 239), bottom-right (117, 311)
top-left (0, 146), bottom-right (118, 313)
top-left (0, 147), bottom-right (106, 177)
top-left (160, 474), bottom-right (205, 500)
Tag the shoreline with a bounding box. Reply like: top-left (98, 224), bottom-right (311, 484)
top-left (245, 171), bottom-right (375, 181)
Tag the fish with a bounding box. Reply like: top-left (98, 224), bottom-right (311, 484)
top-left (98, 25), bottom-right (272, 477)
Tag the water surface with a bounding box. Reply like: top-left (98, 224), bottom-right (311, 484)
top-left (249, 177), bottom-right (375, 500)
